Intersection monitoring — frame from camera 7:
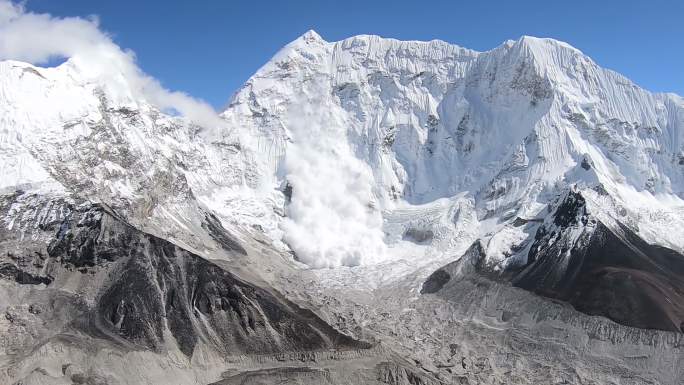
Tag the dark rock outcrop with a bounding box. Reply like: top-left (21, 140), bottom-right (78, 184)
top-left (421, 241), bottom-right (488, 295)
top-left (202, 212), bottom-right (247, 255)
top-left (0, 192), bottom-right (368, 360)
top-left (0, 263), bottom-right (52, 285)
top-left (420, 269), bottom-right (450, 294)
top-left (423, 190), bottom-right (684, 333)
top-left (513, 190), bottom-right (684, 333)
top-left (41, 204), bottom-right (368, 356)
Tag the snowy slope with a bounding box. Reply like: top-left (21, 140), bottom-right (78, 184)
top-left (221, 31), bottom-right (684, 269)
top-left (0, 58), bottom-right (282, 257)
top-left (2, 31), bottom-right (684, 273)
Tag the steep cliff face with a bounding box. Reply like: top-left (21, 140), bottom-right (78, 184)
top-left (52, 205), bottom-right (366, 356)
top-left (221, 31), bottom-right (684, 269)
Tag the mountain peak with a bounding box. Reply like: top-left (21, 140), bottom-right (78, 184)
top-left (509, 35), bottom-right (587, 65)
top-left (300, 29), bottom-right (323, 41)
top-left (516, 35), bottom-right (578, 50)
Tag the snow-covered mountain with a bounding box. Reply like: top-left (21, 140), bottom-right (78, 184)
top-left (224, 30), bottom-right (684, 267)
top-left (1, 31), bottom-right (684, 384)
top-left (7, 31), bottom-right (684, 268)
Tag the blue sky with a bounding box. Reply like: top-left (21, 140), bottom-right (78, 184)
top-left (26, 0), bottom-right (684, 109)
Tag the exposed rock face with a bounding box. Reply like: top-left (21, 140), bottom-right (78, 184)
top-left (421, 242), bottom-right (488, 294)
top-left (423, 189), bottom-right (684, 334)
top-left (40, 201), bottom-right (367, 357)
top-left (6, 194), bottom-right (367, 354)
top-left (420, 269), bottom-right (450, 294)
top-left (413, 265), bottom-right (684, 385)
top-left (3, 192), bottom-right (432, 385)
top-left (416, 208), bottom-right (684, 384)
top-left (513, 190), bottom-right (684, 333)
top-left (0, 263), bottom-right (52, 285)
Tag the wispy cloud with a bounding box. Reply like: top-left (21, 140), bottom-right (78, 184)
top-left (0, 0), bottom-right (223, 128)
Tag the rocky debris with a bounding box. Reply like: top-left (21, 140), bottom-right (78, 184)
top-left (366, 265), bottom-right (684, 384)
top-left (0, 263), bottom-right (52, 285)
top-left (403, 228), bottom-right (435, 244)
top-left (213, 367), bottom-right (334, 385)
top-left (37, 203), bottom-right (367, 357)
top-left (420, 269), bottom-right (450, 294)
top-left (377, 362), bottom-right (441, 385)
top-left (202, 212), bottom-right (248, 255)
top-left (1, 192), bottom-right (429, 385)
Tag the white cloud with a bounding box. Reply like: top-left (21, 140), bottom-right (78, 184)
top-left (0, 0), bottom-right (223, 128)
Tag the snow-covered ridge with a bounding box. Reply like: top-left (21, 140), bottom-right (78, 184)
top-left (221, 31), bottom-right (684, 268)
top-left (2, 31), bottom-right (684, 270)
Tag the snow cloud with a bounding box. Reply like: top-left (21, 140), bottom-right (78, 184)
top-left (280, 98), bottom-right (387, 268)
top-left (0, 1), bottom-right (223, 128)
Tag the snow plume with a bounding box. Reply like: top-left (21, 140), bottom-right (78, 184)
top-left (0, 1), bottom-right (223, 129)
top-left (280, 100), bottom-right (387, 268)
